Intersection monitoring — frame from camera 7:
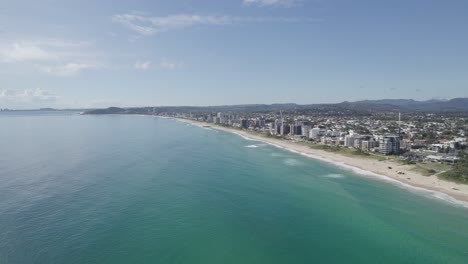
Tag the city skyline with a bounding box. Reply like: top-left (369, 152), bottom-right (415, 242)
top-left (1, 0), bottom-right (468, 109)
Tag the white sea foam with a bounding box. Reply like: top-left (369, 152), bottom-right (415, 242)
top-left (232, 132), bottom-right (257, 141)
top-left (322, 174), bottom-right (346, 179)
top-left (184, 120), bottom-right (468, 208)
top-left (257, 138), bottom-right (468, 208)
top-left (291, 149), bottom-right (468, 208)
top-left (171, 118), bottom-right (213, 130)
top-left (267, 143), bottom-right (285, 149)
top-left (244, 145), bottom-right (258, 148)
top-left (284, 158), bottom-right (302, 166)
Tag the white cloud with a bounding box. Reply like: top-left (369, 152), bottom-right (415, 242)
top-left (0, 39), bottom-right (99, 77)
top-left (112, 14), bottom-right (235, 36)
top-left (160, 59), bottom-right (184, 70)
top-left (0, 39), bottom-right (90, 62)
top-left (0, 43), bottom-right (53, 62)
top-left (112, 13), bottom-right (310, 36)
top-left (243, 0), bottom-right (300, 7)
top-left (42, 63), bottom-right (96, 76)
top-left (134, 60), bottom-right (152, 70)
top-left (38, 39), bottom-right (90, 48)
top-left (0, 88), bottom-right (59, 108)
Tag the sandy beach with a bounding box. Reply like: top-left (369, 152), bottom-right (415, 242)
top-left (170, 117), bottom-right (468, 205)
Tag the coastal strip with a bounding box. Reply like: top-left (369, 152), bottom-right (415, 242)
top-left (169, 117), bottom-right (468, 206)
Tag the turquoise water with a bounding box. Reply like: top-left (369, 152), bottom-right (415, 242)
top-left (1, 112), bottom-right (468, 263)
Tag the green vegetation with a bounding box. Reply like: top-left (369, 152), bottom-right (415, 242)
top-left (409, 162), bottom-right (453, 176)
top-left (308, 144), bottom-right (340, 152)
top-left (352, 149), bottom-right (371, 156)
top-left (400, 159), bottom-right (416, 165)
top-left (307, 144), bottom-right (387, 161)
top-left (85, 107), bottom-right (125, 115)
top-left (415, 131), bottom-right (437, 141)
top-left (439, 151), bottom-right (468, 183)
top-left (411, 166), bottom-right (437, 176)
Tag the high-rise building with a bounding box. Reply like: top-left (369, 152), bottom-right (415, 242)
top-left (255, 118), bottom-right (265, 128)
top-left (240, 119), bottom-right (249, 129)
top-left (302, 125), bottom-right (311, 137)
top-left (379, 135), bottom-right (400, 155)
top-left (280, 124), bottom-right (290, 136)
top-left (290, 125), bottom-right (302, 136)
top-left (361, 141), bottom-right (371, 151)
top-left (344, 134), bottom-right (356, 147)
top-left (274, 119), bottom-right (282, 135)
top-left (269, 123), bottom-right (276, 134)
top-left (353, 138), bottom-right (363, 149)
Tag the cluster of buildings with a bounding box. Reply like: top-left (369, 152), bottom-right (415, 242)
top-left (166, 110), bottom-right (467, 159)
top-left (207, 112), bottom-right (264, 129)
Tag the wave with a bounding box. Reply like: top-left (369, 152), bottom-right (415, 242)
top-left (245, 136), bottom-right (468, 208)
top-left (322, 174), bottom-right (346, 179)
top-left (171, 118), bottom-right (214, 131)
top-left (232, 132), bottom-right (257, 141)
top-left (284, 158), bottom-right (302, 166)
top-left (244, 145), bottom-right (258, 148)
top-left (184, 120), bottom-right (468, 208)
top-left (291, 149), bottom-right (468, 208)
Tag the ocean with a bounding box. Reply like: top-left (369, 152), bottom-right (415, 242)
top-left (1, 112), bottom-right (467, 263)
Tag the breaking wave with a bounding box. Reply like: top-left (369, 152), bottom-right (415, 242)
top-left (322, 174), bottom-right (346, 179)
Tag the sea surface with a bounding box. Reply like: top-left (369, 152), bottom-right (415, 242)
top-left (1, 112), bottom-right (468, 263)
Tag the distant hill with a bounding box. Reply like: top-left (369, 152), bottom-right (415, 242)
top-left (353, 98), bottom-right (449, 106)
top-left (351, 98), bottom-right (468, 112)
top-left (83, 98), bottom-right (468, 116)
top-left (84, 104), bottom-right (301, 115)
top-left (85, 107), bottom-right (126, 115)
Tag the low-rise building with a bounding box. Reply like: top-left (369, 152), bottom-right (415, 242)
top-left (310, 128), bottom-right (325, 139)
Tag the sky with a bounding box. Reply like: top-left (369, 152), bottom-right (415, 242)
top-left (0, 0), bottom-right (467, 109)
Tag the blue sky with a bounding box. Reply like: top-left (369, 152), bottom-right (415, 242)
top-left (0, 0), bottom-right (467, 109)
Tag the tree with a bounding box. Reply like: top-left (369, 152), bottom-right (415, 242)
top-left (445, 147), bottom-right (451, 154)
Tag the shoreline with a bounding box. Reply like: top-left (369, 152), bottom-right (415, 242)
top-left (166, 116), bottom-right (468, 206)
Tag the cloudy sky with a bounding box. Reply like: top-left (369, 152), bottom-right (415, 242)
top-left (1, 0), bottom-right (467, 109)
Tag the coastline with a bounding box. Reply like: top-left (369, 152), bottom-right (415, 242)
top-left (167, 116), bottom-right (468, 205)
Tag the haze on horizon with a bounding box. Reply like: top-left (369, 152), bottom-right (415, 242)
top-left (0, 0), bottom-right (467, 109)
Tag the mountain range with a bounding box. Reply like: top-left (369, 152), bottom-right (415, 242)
top-left (349, 98), bottom-right (468, 112)
top-left (84, 97), bottom-right (468, 115)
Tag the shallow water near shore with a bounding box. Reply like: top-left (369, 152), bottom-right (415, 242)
top-left (1, 112), bottom-right (468, 263)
